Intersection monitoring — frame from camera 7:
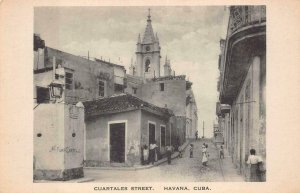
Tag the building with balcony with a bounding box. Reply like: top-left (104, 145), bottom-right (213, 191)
top-left (216, 6), bottom-right (266, 181)
top-left (34, 9), bottom-right (199, 171)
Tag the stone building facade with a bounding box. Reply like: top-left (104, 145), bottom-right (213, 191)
top-left (186, 89), bottom-right (198, 139)
top-left (83, 94), bottom-right (173, 166)
top-left (34, 46), bottom-right (126, 105)
top-left (216, 6), bottom-right (266, 181)
top-left (34, 9), bottom-right (199, 173)
top-left (125, 11), bottom-right (198, 145)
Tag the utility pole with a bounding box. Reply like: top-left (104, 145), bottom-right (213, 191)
top-left (202, 121), bottom-right (205, 138)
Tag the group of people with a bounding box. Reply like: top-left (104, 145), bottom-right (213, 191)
top-left (180, 142), bottom-right (209, 166)
top-left (142, 141), bottom-right (159, 165)
top-left (142, 139), bottom-right (265, 182)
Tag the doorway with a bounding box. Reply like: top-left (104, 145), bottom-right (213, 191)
top-left (149, 123), bottom-right (156, 145)
top-left (109, 122), bottom-right (125, 163)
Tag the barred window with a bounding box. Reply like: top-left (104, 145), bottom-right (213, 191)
top-left (133, 87), bottom-right (137, 94)
top-left (161, 126), bottom-right (166, 147)
top-left (65, 72), bottom-right (73, 90)
top-left (99, 80), bottom-right (105, 97)
top-left (160, 83), bottom-right (164, 91)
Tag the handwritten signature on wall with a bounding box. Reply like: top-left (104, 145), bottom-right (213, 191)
top-left (49, 145), bottom-right (80, 153)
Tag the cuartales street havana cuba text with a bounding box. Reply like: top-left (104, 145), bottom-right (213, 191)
top-left (94, 186), bottom-right (211, 191)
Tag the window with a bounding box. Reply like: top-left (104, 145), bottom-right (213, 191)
top-left (36, 87), bottom-right (50, 103)
top-left (65, 72), bottom-right (73, 90)
top-left (160, 83), bottom-right (164, 91)
top-left (132, 87), bottom-right (137, 94)
top-left (145, 59), bottom-right (150, 72)
top-left (161, 126), bottom-right (166, 147)
top-left (99, 80), bottom-right (105, 97)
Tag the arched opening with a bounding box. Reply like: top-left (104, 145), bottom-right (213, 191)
top-left (145, 59), bottom-right (151, 72)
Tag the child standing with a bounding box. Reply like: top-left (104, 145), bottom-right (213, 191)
top-left (189, 144), bottom-right (194, 158)
top-left (220, 145), bottom-right (224, 159)
top-left (202, 144), bottom-right (208, 166)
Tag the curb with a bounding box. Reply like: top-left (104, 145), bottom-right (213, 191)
top-left (84, 140), bottom-right (191, 171)
top-left (34, 177), bottom-right (95, 183)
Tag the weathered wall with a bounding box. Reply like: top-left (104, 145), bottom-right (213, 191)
top-left (140, 110), bottom-right (170, 156)
top-left (124, 74), bottom-right (143, 96)
top-left (34, 71), bottom-right (52, 87)
top-left (45, 47), bottom-right (115, 103)
top-left (34, 104), bottom-right (65, 171)
top-left (140, 79), bottom-right (186, 116)
top-left (228, 55), bottom-right (265, 180)
top-left (34, 103), bottom-right (84, 180)
top-left (64, 104), bottom-right (85, 170)
top-left (85, 110), bottom-right (141, 166)
top-left (170, 116), bottom-right (186, 148)
top-left (34, 48), bottom-right (45, 70)
top-left (258, 53), bottom-right (266, 163)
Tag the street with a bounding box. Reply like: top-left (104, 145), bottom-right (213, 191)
top-left (84, 139), bottom-right (243, 182)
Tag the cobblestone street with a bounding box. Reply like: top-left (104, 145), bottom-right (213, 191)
top-left (84, 139), bottom-right (243, 182)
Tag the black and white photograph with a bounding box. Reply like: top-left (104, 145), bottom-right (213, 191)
top-left (33, 6), bottom-right (266, 183)
top-left (3, 1), bottom-right (300, 192)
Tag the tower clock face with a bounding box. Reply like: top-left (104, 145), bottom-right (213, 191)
top-left (146, 46), bottom-right (150, 51)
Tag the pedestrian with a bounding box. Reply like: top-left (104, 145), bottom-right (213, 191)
top-left (149, 141), bottom-right (158, 165)
top-left (189, 144), bottom-right (194, 158)
top-left (246, 149), bottom-right (264, 182)
top-left (178, 145), bottom-right (183, 158)
top-left (195, 131), bottom-right (198, 141)
top-left (166, 145), bottom-right (173, 164)
top-left (176, 137), bottom-right (180, 151)
top-left (201, 144), bottom-right (208, 166)
top-left (220, 145), bottom-right (224, 159)
top-left (143, 145), bottom-right (149, 165)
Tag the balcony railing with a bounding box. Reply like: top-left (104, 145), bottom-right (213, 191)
top-left (228, 6), bottom-right (266, 35)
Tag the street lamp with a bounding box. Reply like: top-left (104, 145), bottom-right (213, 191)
top-left (49, 81), bottom-right (63, 99)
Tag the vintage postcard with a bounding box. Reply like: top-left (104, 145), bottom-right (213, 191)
top-left (1, 1), bottom-right (300, 193)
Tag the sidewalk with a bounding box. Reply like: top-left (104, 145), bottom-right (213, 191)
top-left (84, 140), bottom-right (191, 171)
top-left (218, 149), bottom-right (244, 182)
top-left (34, 177), bottom-right (94, 183)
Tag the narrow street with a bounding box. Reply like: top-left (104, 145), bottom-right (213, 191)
top-left (84, 139), bottom-right (243, 182)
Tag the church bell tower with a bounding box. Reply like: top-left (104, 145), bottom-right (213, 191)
top-left (136, 9), bottom-right (161, 79)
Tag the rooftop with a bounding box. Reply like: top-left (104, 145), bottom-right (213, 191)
top-left (150, 75), bottom-right (186, 82)
top-left (94, 58), bottom-right (126, 70)
top-left (83, 93), bottom-right (173, 119)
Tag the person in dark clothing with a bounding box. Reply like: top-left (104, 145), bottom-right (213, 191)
top-left (166, 145), bottom-right (173, 164)
top-left (189, 144), bottom-right (194, 158)
top-left (149, 141), bottom-right (158, 165)
top-left (219, 145), bottom-right (224, 159)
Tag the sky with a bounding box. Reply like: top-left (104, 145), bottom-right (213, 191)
top-left (34, 6), bottom-right (229, 138)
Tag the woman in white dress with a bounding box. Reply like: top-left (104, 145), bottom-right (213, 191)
top-left (246, 149), bottom-right (263, 182)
